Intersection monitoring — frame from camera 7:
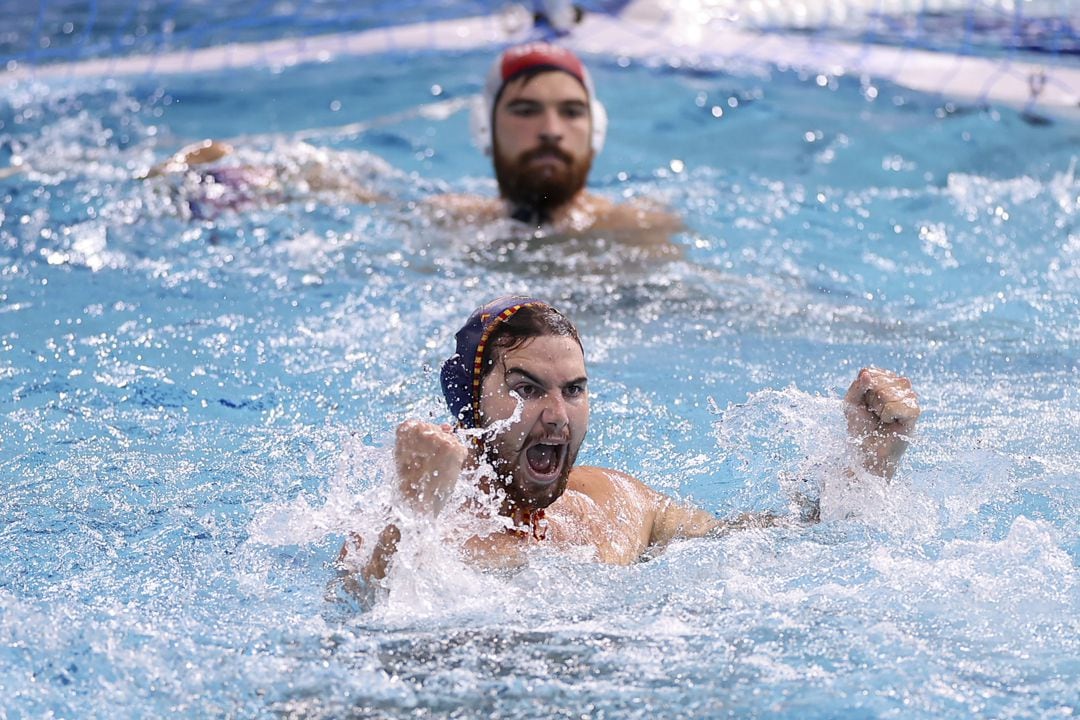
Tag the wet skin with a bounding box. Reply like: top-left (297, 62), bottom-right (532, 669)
top-left (341, 332), bottom-right (921, 580)
top-left (475, 335), bottom-right (589, 512)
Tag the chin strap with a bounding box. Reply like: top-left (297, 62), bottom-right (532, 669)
top-left (507, 506), bottom-right (548, 540)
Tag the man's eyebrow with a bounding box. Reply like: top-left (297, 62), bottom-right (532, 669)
top-left (504, 367), bottom-right (588, 387)
top-left (504, 98), bottom-right (542, 109)
top-left (504, 98), bottom-right (587, 109)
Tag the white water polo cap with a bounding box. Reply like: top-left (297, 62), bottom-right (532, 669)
top-left (470, 42), bottom-right (608, 157)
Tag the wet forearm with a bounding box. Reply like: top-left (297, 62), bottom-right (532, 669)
top-left (650, 500), bottom-right (723, 545)
top-left (361, 524), bottom-right (402, 582)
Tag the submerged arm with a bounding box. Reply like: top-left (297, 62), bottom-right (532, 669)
top-left (338, 525), bottom-right (402, 584)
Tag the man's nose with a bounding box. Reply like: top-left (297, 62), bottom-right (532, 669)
top-left (541, 394), bottom-right (568, 430)
top-left (538, 108), bottom-right (563, 142)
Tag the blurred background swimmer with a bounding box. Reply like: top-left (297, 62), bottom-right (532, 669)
top-left (425, 42), bottom-right (681, 241)
top-left (137, 138), bottom-right (387, 221)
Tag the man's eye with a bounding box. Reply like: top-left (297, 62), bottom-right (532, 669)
top-left (565, 384), bottom-right (585, 397)
top-left (508, 104), bottom-right (540, 117)
top-left (514, 384), bottom-right (542, 399)
top-left (561, 105), bottom-right (588, 119)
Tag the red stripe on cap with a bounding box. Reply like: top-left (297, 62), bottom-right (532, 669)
top-left (500, 43), bottom-right (585, 85)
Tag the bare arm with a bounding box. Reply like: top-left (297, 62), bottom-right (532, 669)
top-left (339, 419), bottom-right (466, 582)
top-left (140, 139), bottom-right (234, 179)
top-left (649, 496), bottom-right (787, 547)
top-left (586, 468), bottom-right (779, 550)
top-left (649, 368), bottom-right (920, 545)
top-left (649, 496), bottom-right (720, 546)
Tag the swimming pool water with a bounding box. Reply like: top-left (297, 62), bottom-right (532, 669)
top-left (2, 37), bottom-right (1079, 720)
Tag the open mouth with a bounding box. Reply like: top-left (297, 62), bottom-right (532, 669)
top-left (524, 442), bottom-right (565, 481)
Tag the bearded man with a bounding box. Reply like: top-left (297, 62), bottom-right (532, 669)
top-left (426, 42), bottom-right (681, 239)
top-left (340, 296), bottom-right (921, 582)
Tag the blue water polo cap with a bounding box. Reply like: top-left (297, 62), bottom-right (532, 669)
top-left (441, 295), bottom-right (546, 428)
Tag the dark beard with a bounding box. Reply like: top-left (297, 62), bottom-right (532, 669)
top-left (483, 440), bottom-right (580, 511)
top-left (493, 143), bottom-right (592, 224)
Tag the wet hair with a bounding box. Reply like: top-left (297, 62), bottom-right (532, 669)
top-left (477, 303), bottom-right (582, 389)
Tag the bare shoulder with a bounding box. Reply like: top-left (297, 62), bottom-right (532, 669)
top-left (563, 193), bottom-right (684, 258)
top-left (569, 466), bottom-right (725, 545)
top-left (422, 193), bottom-right (504, 225)
top-left (591, 195), bottom-right (683, 234)
top-left (568, 465), bottom-right (660, 506)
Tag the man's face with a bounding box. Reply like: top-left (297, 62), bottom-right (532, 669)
top-left (492, 71), bottom-right (593, 213)
top-left (477, 334), bottom-right (589, 509)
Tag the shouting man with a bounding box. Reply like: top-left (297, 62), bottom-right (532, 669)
top-left (340, 296), bottom-right (921, 582)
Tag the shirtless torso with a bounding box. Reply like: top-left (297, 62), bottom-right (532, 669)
top-left (458, 465), bottom-right (698, 568)
top-left (338, 300), bottom-right (920, 589)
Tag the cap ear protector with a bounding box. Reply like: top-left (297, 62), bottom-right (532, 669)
top-left (470, 43), bottom-right (607, 157)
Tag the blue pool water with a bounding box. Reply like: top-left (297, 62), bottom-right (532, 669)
top-left (2, 19), bottom-right (1080, 720)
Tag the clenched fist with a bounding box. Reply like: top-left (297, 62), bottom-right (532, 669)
top-left (394, 419), bottom-right (468, 515)
top-left (844, 367), bottom-right (920, 479)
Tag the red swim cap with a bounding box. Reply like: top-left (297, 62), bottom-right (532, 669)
top-left (497, 43), bottom-right (587, 90)
top-left (471, 42), bottom-right (608, 156)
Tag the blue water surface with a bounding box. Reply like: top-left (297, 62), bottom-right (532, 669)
top-left (1, 22), bottom-right (1079, 720)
